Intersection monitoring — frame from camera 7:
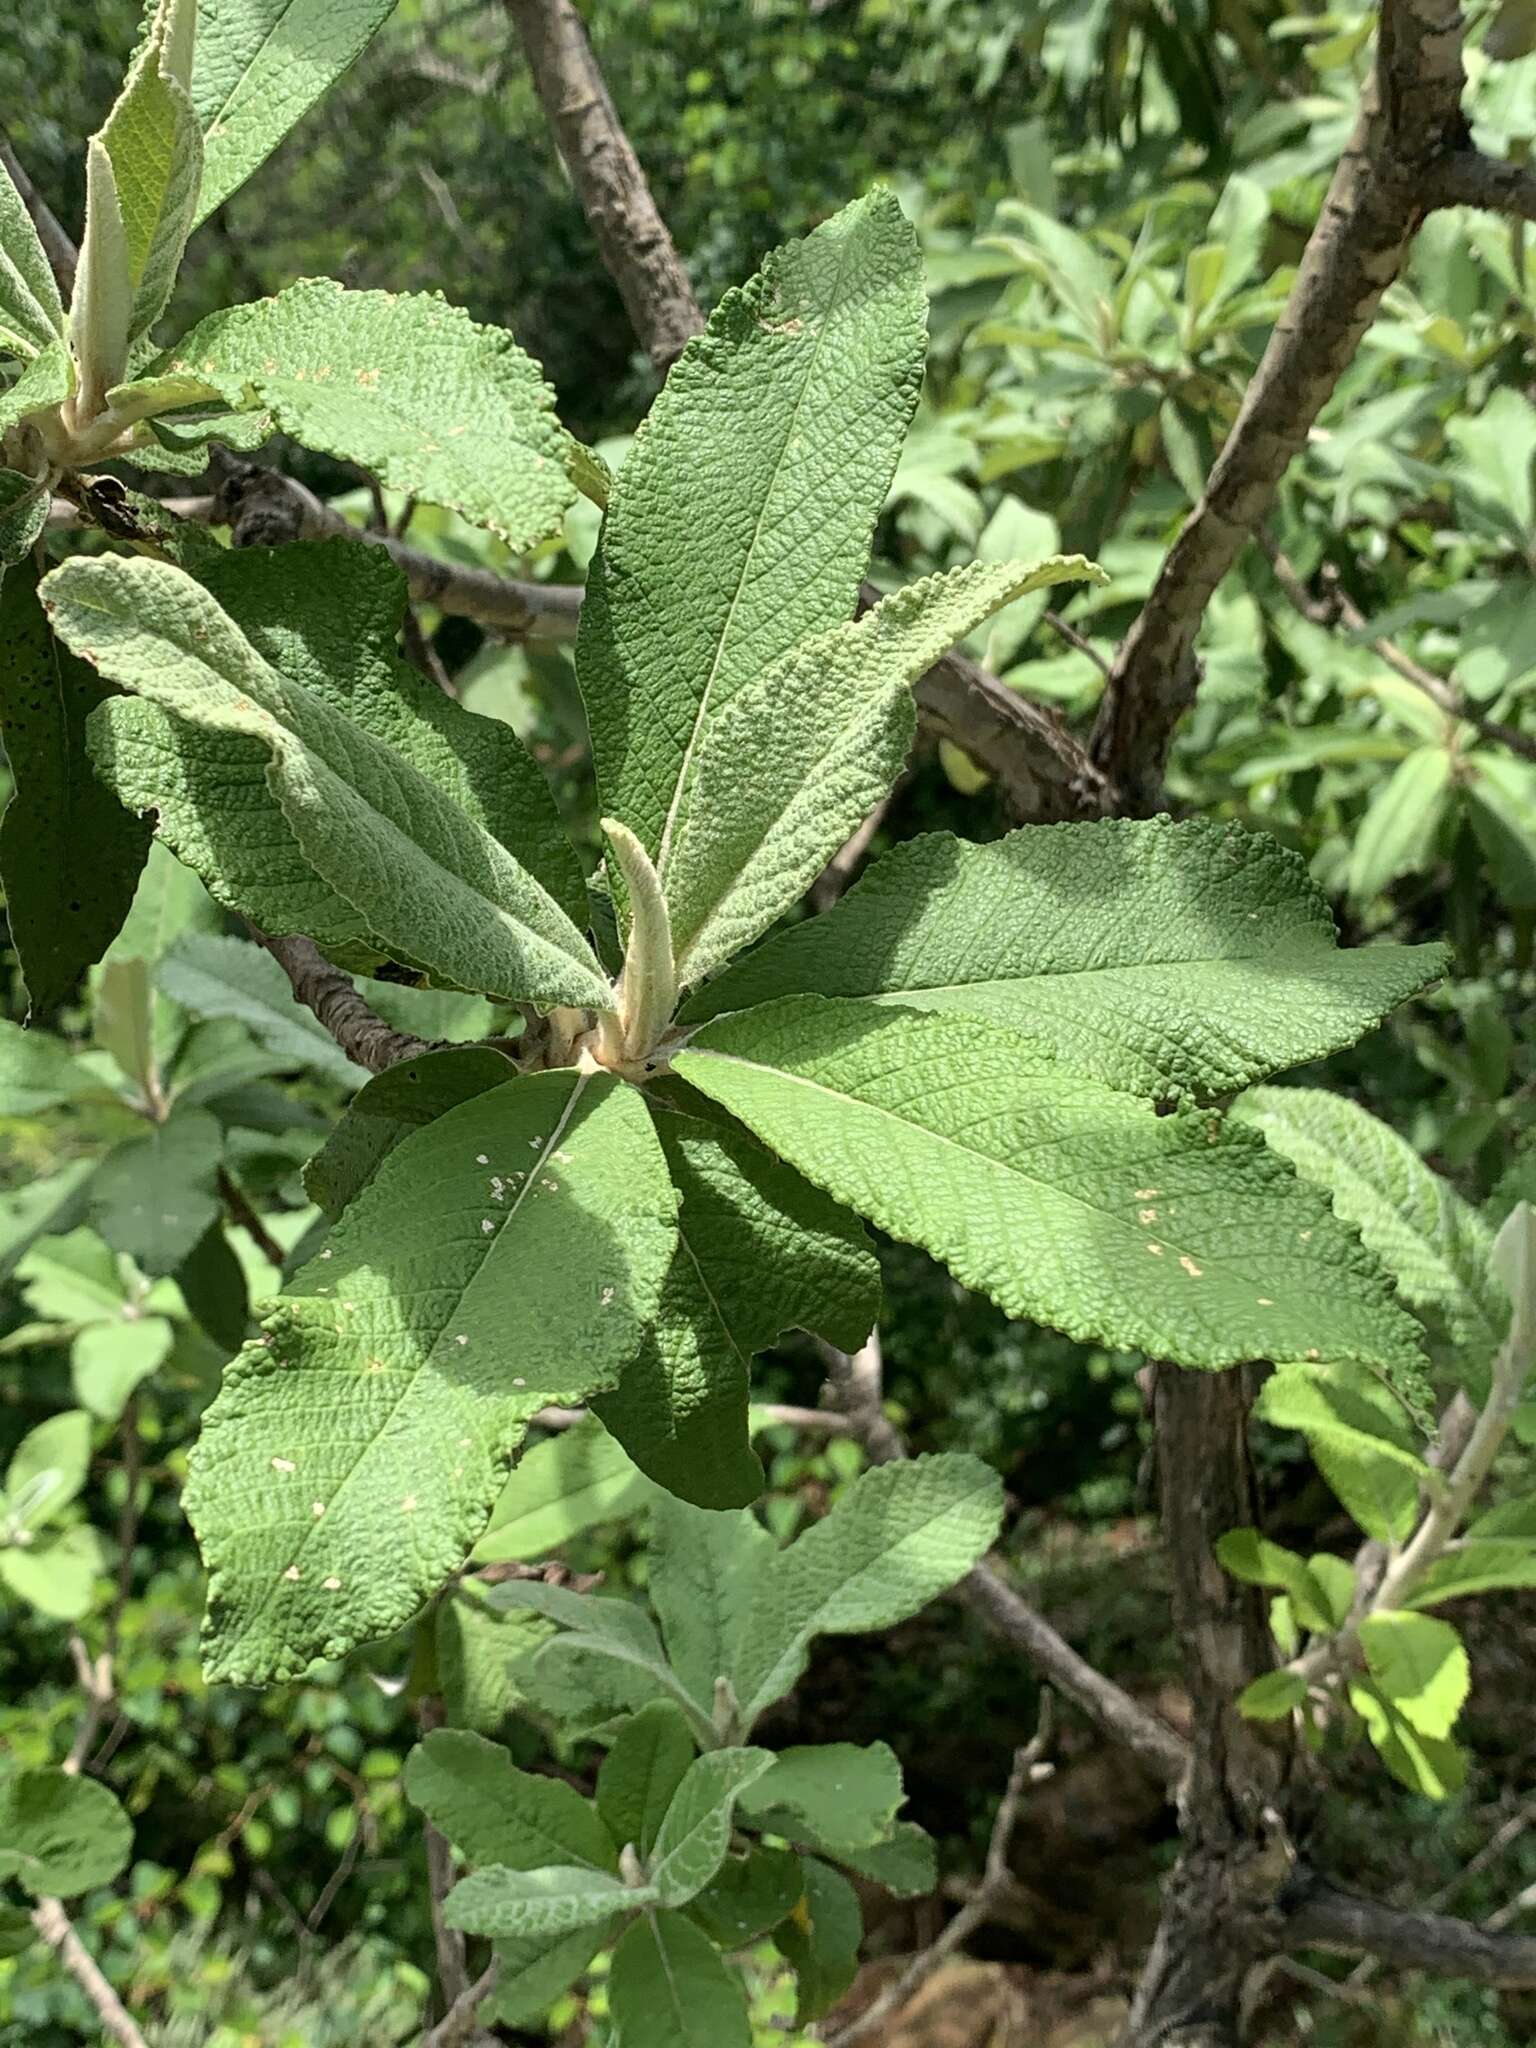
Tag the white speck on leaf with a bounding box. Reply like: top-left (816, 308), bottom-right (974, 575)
top-left (271, 1457), bottom-right (297, 1474)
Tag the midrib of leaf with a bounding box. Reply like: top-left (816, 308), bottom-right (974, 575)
top-left (653, 225), bottom-right (857, 885)
top-left (687, 1046), bottom-right (1254, 1285)
top-left (201, 12), bottom-right (291, 133)
top-left (226, 1074), bottom-right (590, 1619)
top-left (0, 250), bottom-right (54, 355)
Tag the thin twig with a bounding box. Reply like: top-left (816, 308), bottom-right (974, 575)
top-left (1262, 535), bottom-right (1536, 764)
top-left (217, 1165), bottom-right (286, 1268)
top-left (415, 1956), bottom-right (503, 2048)
top-left (823, 1701), bottom-right (1055, 2046)
top-left (1042, 607), bottom-right (1112, 679)
top-left (28, 1899), bottom-right (149, 2048)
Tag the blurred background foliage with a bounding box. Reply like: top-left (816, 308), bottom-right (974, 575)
top-left (5, 0), bottom-right (1536, 2041)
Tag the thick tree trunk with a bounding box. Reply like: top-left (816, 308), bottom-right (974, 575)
top-left (1121, 1369), bottom-right (1294, 2047)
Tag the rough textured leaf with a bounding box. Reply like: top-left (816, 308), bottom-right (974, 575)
top-left (99, 4), bottom-right (201, 342)
top-left (0, 560), bottom-right (152, 1015)
top-left (0, 1770), bottom-right (132, 1897)
top-left (133, 281), bottom-right (572, 547)
top-left (1236, 1086), bottom-right (1504, 1372)
top-left (444, 1863), bottom-right (643, 1940)
top-left (191, 0), bottom-right (400, 224)
top-left (0, 154), bottom-right (65, 356)
top-left (731, 1453), bottom-right (1003, 1725)
top-left (0, 469), bottom-right (49, 567)
top-left (648, 1495), bottom-right (779, 1715)
top-left (193, 541), bottom-right (585, 927)
top-left (405, 1729), bottom-right (615, 1872)
top-left (489, 1580), bottom-right (709, 1737)
top-left (185, 1070), bottom-right (677, 1681)
top-left (89, 1106), bottom-right (223, 1276)
top-left (608, 1910), bottom-right (751, 2048)
top-left (474, 1415), bottom-right (656, 1566)
top-left (581, 190), bottom-right (924, 884)
top-left (1359, 1611), bottom-right (1469, 1738)
top-left (0, 341), bottom-right (71, 436)
top-left (650, 1748), bottom-right (775, 1906)
top-left (1255, 1361), bottom-right (1431, 1543)
top-left (305, 1046), bottom-right (516, 1218)
top-left (679, 998), bottom-right (1426, 1384)
top-left (597, 1701), bottom-right (698, 1858)
top-left (685, 818), bottom-right (1447, 1101)
top-left (44, 555), bottom-right (607, 1010)
top-left (70, 141), bottom-right (133, 415)
top-left (669, 557), bottom-right (1101, 984)
top-left (595, 1104), bottom-right (878, 1508)
top-left (740, 1742), bottom-right (903, 1854)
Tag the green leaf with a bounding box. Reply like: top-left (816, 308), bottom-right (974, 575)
top-left (597, 1701), bottom-right (698, 1858)
top-left (608, 1910), bottom-right (751, 2048)
top-left (1, 1523), bottom-right (105, 1620)
top-left (475, 1416), bottom-right (656, 1565)
top-left (404, 1729), bottom-right (616, 1872)
top-left (0, 560), bottom-right (153, 1015)
top-left (0, 1164), bottom-right (99, 1287)
top-left (1358, 1611), bottom-right (1469, 1739)
top-left (1404, 1540), bottom-right (1536, 1607)
top-left (71, 1315), bottom-right (175, 1420)
top-left (581, 190), bottom-right (924, 887)
top-left (739, 1742), bottom-right (903, 1853)
top-left (444, 1863), bottom-right (644, 1940)
top-left (44, 555), bottom-right (608, 1011)
top-left (1349, 747), bottom-right (1452, 901)
top-left (0, 1769), bottom-right (132, 1896)
top-left (94, 956), bottom-right (156, 1101)
top-left (176, 1221), bottom-right (250, 1353)
top-left (1255, 1362), bottom-right (1433, 1544)
top-left (1351, 1681), bottom-right (1466, 1800)
top-left (835, 1822), bottom-right (938, 1897)
top-left (484, 1923), bottom-right (616, 2028)
top-left (192, 541), bottom-right (585, 929)
top-left (5, 1410), bottom-right (93, 1534)
top-left (595, 1106), bottom-right (878, 1509)
top-left (98, 0), bottom-right (201, 344)
top-left (0, 153), bottom-right (65, 357)
top-left (1308, 1553), bottom-right (1358, 1631)
top-left (689, 1846), bottom-right (803, 1947)
top-left (190, 0), bottom-right (399, 224)
top-left (1236, 1670), bottom-right (1309, 1721)
top-left (667, 556), bottom-right (1101, 985)
top-left (650, 1748), bottom-right (775, 1906)
top-left (17, 1232), bottom-right (127, 1326)
top-left (305, 1046), bottom-right (516, 1218)
top-left (647, 1495), bottom-right (778, 1718)
top-left (1236, 1088), bottom-right (1503, 1373)
top-left (677, 998), bottom-right (1425, 1385)
top-left (774, 1856), bottom-right (862, 2025)
top-left (89, 1106), bottom-right (223, 1275)
top-left (1215, 1530), bottom-right (1337, 1636)
top-left (0, 1023), bottom-right (108, 1117)
top-left (185, 1070), bottom-right (676, 1681)
top-left (0, 469), bottom-right (49, 567)
top-left (159, 934), bottom-right (364, 1088)
top-left (0, 342), bottom-right (71, 437)
top-left (684, 818), bottom-right (1447, 1102)
top-left (731, 1454), bottom-right (1003, 1727)
top-left (489, 1580), bottom-right (708, 1739)
top-left (129, 281), bottom-right (573, 548)
top-left (0, 1904), bottom-right (37, 1959)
